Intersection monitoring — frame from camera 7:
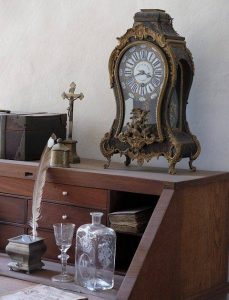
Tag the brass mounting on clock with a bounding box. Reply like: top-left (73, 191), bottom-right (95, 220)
top-left (100, 9), bottom-right (200, 174)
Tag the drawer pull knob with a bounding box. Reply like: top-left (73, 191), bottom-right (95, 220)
top-left (62, 214), bottom-right (68, 220)
top-left (62, 191), bottom-right (68, 196)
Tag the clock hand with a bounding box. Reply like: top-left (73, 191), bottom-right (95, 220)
top-left (135, 70), bottom-right (152, 78)
top-left (135, 70), bottom-right (145, 76)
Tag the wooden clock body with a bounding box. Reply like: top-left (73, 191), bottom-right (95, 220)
top-left (100, 9), bottom-right (200, 174)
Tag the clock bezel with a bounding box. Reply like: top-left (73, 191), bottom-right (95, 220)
top-left (114, 40), bottom-right (169, 141)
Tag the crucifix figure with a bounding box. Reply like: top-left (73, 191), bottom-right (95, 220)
top-left (62, 82), bottom-right (84, 140)
top-left (62, 82), bottom-right (84, 163)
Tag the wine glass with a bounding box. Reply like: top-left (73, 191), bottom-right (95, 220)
top-left (52, 223), bottom-right (75, 282)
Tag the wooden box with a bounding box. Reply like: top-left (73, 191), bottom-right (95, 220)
top-left (0, 113), bottom-right (67, 161)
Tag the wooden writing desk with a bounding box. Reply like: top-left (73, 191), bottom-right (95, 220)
top-left (0, 159), bottom-right (228, 299)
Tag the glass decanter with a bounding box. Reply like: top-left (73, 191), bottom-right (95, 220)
top-left (75, 212), bottom-right (116, 291)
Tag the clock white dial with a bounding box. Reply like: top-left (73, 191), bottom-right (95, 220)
top-left (118, 43), bottom-right (166, 125)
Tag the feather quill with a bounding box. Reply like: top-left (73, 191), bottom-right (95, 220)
top-left (30, 134), bottom-right (56, 239)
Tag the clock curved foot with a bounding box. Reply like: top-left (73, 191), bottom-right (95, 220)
top-left (124, 155), bottom-right (131, 167)
top-left (104, 157), bottom-right (111, 169)
top-left (189, 159), bottom-right (196, 172)
top-left (168, 162), bottom-right (176, 175)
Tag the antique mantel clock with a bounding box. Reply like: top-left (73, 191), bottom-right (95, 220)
top-left (100, 9), bottom-right (200, 174)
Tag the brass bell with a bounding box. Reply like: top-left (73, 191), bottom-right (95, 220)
top-left (50, 138), bottom-right (70, 168)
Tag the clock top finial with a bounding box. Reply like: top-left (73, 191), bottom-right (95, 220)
top-left (134, 9), bottom-right (180, 38)
top-left (134, 9), bottom-right (171, 22)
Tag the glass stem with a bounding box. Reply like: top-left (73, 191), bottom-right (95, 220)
top-left (60, 252), bottom-right (68, 275)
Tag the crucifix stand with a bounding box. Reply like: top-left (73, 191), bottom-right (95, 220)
top-left (62, 82), bottom-right (84, 163)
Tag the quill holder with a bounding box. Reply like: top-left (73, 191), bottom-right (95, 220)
top-left (5, 235), bottom-right (47, 274)
top-left (5, 135), bottom-right (55, 273)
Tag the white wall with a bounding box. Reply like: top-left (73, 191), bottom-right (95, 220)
top-left (0, 0), bottom-right (228, 171)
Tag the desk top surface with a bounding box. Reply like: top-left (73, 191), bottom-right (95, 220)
top-left (0, 158), bottom-right (228, 194)
top-left (0, 253), bottom-right (122, 300)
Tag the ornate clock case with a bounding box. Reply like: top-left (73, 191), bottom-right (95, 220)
top-left (100, 9), bottom-right (200, 174)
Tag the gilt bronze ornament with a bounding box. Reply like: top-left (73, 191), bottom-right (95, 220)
top-left (100, 9), bottom-right (200, 174)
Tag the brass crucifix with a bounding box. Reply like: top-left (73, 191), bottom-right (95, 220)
top-left (62, 82), bottom-right (84, 140)
top-left (62, 82), bottom-right (84, 163)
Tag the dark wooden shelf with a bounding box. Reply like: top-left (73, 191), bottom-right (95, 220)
top-left (114, 230), bottom-right (143, 237)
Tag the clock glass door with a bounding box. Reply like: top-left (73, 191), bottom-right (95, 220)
top-left (118, 42), bottom-right (167, 135)
top-left (169, 62), bottom-right (182, 130)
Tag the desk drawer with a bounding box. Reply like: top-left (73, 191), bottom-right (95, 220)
top-left (0, 194), bottom-right (27, 224)
top-left (0, 177), bottom-right (33, 197)
top-left (28, 201), bottom-right (106, 230)
top-left (43, 183), bottom-right (108, 210)
top-left (0, 224), bottom-right (25, 251)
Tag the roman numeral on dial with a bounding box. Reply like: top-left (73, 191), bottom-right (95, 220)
top-left (139, 50), bottom-right (147, 59)
top-left (154, 68), bottom-right (163, 77)
top-left (124, 68), bottom-right (132, 76)
top-left (132, 52), bottom-right (140, 62)
top-left (127, 77), bottom-right (134, 86)
top-left (147, 52), bottom-right (156, 62)
top-left (146, 83), bottom-right (155, 93)
top-left (129, 82), bottom-right (140, 93)
top-left (139, 85), bottom-right (147, 96)
top-left (152, 77), bottom-right (161, 87)
top-left (126, 59), bottom-right (135, 68)
top-left (152, 58), bottom-right (161, 68)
